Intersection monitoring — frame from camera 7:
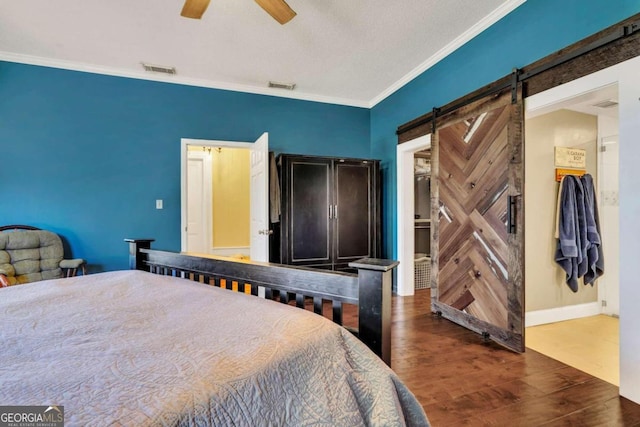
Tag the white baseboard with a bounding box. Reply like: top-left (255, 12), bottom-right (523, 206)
top-left (210, 246), bottom-right (250, 257)
top-left (525, 302), bottom-right (601, 327)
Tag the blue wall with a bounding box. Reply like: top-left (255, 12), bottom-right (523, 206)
top-left (0, 63), bottom-right (370, 271)
top-left (2, 0), bottom-right (639, 271)
top-left (371, 0), bottom-right (640, 259)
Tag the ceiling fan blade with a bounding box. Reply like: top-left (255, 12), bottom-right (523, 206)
top-left (254, 0), bottom-right (297, 25)
top-left (181, 0), bottom-right (211, 19)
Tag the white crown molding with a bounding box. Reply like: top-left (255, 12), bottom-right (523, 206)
top-left (0, 0), bottom-right (525, 110)
top-left (0, 51), bottom-right (369, 109)
top-left (368, 0), bottom-right (527, 108)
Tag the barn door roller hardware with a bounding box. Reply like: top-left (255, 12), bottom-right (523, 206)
top-left (510, 68), bottom-right (520, 104)
top-left (431, 107), bottom-right (440, 134)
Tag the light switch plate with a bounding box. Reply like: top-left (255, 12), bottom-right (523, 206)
top-left (156, 199), bottom-right (163, 209)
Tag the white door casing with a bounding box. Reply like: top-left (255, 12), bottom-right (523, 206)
top-left (396, 134), bottom-right (431, 296)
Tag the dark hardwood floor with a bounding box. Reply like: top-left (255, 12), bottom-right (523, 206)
top-left (390, 290), bottom-right (640, 426)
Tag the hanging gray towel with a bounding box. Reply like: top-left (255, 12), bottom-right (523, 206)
top-left (554, 173), bottom-right (604, 292)
top-left (575, 176), bottom-right (590, 281)
top-left (581, 174), bottom-right (604, 284)
top-left (554, 175), bottom-right (585, 292)
top-left (269, 152), bottom-right (281, 223)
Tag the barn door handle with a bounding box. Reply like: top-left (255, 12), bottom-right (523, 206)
top-left (507, 195), bottom-right (517, 234)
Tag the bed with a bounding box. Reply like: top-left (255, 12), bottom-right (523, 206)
top-left (0, 239), bottom-right (429, 426)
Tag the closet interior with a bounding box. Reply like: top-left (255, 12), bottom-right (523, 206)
top-left (414, 149), bottom-right (431, 291)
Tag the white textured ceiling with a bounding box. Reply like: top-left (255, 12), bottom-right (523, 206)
top-left (0, 0), bottom-right (523, 107)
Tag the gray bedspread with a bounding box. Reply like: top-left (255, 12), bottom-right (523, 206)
top-left (0, 270), bottom-right (429, 426)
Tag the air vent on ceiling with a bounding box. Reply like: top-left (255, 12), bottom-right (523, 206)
top-left (268, 81), bottom-right (296, 90)
top-left (592, 99), bottom-right (618, 108)
top-left (141, 63), bottom-right (177, 75)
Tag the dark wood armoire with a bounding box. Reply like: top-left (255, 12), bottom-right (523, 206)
top-left (275, 154), bottom-right (381, 272)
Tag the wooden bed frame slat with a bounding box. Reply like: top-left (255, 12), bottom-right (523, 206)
top-left (126, 239), bottom-right (398, 365)
top-left (332, 300), bottom-right (343, 325)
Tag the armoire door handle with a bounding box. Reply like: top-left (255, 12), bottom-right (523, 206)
top-left (334, 205), bottom-right (338, 219)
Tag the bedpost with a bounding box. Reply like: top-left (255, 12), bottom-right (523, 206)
top-left (124, 239), bottom-right (155, 271)
top-left (349, 258), bottom-right (399, 366)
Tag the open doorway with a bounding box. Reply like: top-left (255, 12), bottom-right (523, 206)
top-left (180, 133), bottom-right (270, 262)
top-left (524, 83), bottom-right (620, 385)
top-left (414, 149), bottom-right (432, 294)
top-left (185, 145), bottom-right (251, 257)
top-left (396, 134), bottom-right (431, 296)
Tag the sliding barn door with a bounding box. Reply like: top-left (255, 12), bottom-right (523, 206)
top-left (432, 88), bottom-right (524, 352)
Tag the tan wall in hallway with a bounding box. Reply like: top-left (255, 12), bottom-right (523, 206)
top-left (212, 148), bottom-right (250, 248)
top-left (525, 109), bottom-right (598, 312)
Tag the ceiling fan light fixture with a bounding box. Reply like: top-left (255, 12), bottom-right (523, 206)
top-left (141, 63), bottom-right (177, 75)
top-left (268, 81), bottom-right (296, 90)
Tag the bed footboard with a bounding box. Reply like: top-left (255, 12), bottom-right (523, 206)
top-left (125, 239), bottom-right (398, 365)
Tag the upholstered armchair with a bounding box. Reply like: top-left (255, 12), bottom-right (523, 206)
top-left (0, 225), bottom-right (86, 288)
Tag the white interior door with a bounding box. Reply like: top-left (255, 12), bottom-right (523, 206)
top-left (186, 151), bottom-right (211, 254)
top-left (250, 133), bottom-right (269, 262)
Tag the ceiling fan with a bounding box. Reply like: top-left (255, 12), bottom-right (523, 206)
top-left (181, 0), bottom-right (296, 25)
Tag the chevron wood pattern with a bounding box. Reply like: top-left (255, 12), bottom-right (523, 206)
top-left (437, 103), bottom-right (511, 330)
